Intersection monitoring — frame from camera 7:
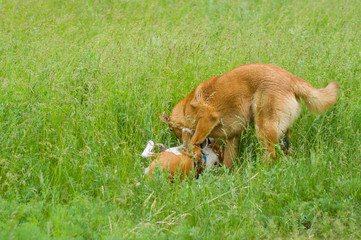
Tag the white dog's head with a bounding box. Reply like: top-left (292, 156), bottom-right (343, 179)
top-left (200, 138), bottom-right (223, 171)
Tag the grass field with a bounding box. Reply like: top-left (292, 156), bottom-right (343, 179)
top-left (1, 0), bottom-right (361, 238)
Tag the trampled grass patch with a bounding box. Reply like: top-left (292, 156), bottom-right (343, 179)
top-left (0, 0), bottom-right (360, 238)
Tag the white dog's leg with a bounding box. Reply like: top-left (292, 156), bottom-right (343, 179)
top-left (141, 140), bottom-right (155, 158)
top-left (144, 167), bottom-right (150, 175)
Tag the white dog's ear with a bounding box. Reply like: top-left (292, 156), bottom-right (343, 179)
top-left (158, 114), bottom-right (170, 125)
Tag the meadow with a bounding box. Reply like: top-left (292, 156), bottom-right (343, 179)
top-left (0, 0), bottom-right (360, 238)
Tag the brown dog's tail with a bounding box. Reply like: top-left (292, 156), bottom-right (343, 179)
top-left (293, 77), bottom-right (339, 113)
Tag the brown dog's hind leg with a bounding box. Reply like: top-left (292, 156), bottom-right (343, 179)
top-left (260, 129), bottom-right (278, 160)
top-left (223, 136), bottom-right (240, 168)
top-left (254, 93), bottom-right (293, 163)
top-left (255, 119), bottom-right (280, 163)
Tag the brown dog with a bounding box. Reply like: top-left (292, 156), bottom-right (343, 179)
top-left (159, 63), bottom-right (339, 167)
top-left (141, 130), bottom-right (224, 180)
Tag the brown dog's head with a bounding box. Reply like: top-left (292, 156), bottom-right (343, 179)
top-left (158, 86), bottom-right (220, 147)
top-left (158, 89), bottom-right (199, 141)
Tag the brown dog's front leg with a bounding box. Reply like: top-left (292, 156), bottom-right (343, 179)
top-left (223, 136), bottom-right (239, 168)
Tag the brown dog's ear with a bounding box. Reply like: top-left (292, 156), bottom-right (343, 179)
top-left (190, 88), bottom-right (203, 108)
top-left (158, 114), bottom-right (170, 126)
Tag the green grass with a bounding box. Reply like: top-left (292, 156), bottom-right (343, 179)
top-left (1, 0), bottom-right (360, 238)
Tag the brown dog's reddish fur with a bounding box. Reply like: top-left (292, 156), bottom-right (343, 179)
top-left (159, 63), bottom-right (339, 167)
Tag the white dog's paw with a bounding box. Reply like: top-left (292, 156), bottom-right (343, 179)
top-left (141, 140), bottom-right (155, 158)
top-left (146, 140), bottom-right (155, 147)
